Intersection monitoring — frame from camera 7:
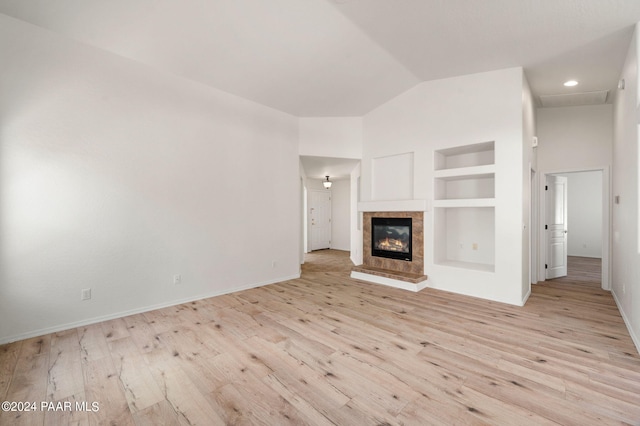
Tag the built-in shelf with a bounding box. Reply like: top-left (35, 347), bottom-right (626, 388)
top-left (433, 164), bottom-right (495, 179)
top-left (434, 141), bottom-right (495, 171)
top-left (433, 206), bottom-right (495, 270)
top-left (434, 260), bottom-right (495, 273)
top-left (434, 174), bottom-right (495, 200)
top-left (433, 141), bottom-right (496, 272)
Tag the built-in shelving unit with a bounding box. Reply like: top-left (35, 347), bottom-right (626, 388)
top-left (433, 141), bottom-right (495, 272)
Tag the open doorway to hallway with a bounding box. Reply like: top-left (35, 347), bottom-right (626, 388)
top-left (299, 156), bottom-right (360, 263)
top-left (541, 169), bottom-right (609, 288)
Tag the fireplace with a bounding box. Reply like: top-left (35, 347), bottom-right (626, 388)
top-left (352, 210), bottom-right (425, 288)
top-left (371, 217), bottom-right (412, 261)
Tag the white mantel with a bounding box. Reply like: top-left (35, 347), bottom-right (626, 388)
top-left (358, 199), bottom-right (428, 212)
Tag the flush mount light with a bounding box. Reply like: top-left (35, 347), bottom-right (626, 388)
top-left (323, 176), bottom-right (332, 189)
top-left (564, 80), bottom-right (579, 87)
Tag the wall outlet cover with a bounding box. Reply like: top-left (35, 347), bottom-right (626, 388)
top-left (81, 288), bottom-right (91, 301)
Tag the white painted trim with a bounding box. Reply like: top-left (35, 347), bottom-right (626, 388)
top-left (530, 166), bottom-right (539, 284)
top-left (520, 287), bottom-right (532, 307)
top-left (0, 274), bottom-right (300, 345)
top-left (433, 164), bottom-right (495, 179)
top-left (358, 199), bottom-right (427, 212)
top-left (612, 289), bottom-right (640, 355)
top-left (350, 271), bottom-right (428, 292)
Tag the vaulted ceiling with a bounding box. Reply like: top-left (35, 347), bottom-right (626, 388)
top-left (1, 0), bottom-right (640, 116)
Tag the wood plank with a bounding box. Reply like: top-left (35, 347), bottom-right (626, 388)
top-left (131, 399), bottom-right (187, 426)
top-left (565, 379), bottom-right (640, 424)
top-left (77, 323), bottom-right (111, 363)
top-left (42, 392), bottom-right (89, 426)
top-left (121, 313), bottom-right (164, 354)
top-left (81, 357), bottom-right (133, 425)
top-left (147, 365), bottom-right (226, 425)
top-left (261, 373), bottom-right (339, 426)
top-left (46, 330), bottom-right (84, 402)
top-left (107, 337), bottom-right (166, 413)
top-left (0, 336), bottom-right (50, 426)
top-left (248, 336), bottom-right (350, 406)
top-left (0, 341), bottom-right (21, 400)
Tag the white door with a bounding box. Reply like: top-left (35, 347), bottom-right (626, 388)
top-left (546, 175), bottom-right (568, 279)
top-left (309, 190), bottom-right (331, 251)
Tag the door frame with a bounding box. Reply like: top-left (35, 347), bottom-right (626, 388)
top-left (530, 167), bottom-right (538, 284)
top-left (538, 166), bottom-right (610, 290)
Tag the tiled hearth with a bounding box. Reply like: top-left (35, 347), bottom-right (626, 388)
top-left (351, 211), bottom-right (428, 292)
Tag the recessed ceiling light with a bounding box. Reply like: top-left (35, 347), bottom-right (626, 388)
top-left (564, 80), bottom-right (579, 87)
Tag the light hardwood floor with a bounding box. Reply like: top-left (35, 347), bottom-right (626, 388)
top-left (1, 251), bottom-right (639, 425)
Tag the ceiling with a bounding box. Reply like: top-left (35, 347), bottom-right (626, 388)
top-left (1, 0), bottom-right (640, 116)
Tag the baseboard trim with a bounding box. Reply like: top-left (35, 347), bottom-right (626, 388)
top-left (0, 273), bottom-right (300, 345)
top-left (519, 287), bottom-right (532, 307)
top-left (612, 289), bottom-right (640, 355)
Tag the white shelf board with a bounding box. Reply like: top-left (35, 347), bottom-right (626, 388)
top-left (434, 260), bottom-right (495, 273)
top-left (433, 198), bottom-right (495, 208)
top-left (358, 199), bottom-right (428, 212)
top-left (435, 141), bottom-right (495, 157)
top-left (433, 164), bottom-right (495, 179)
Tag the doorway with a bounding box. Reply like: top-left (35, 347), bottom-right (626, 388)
top-left (540, 168), bottom-right (610, 289)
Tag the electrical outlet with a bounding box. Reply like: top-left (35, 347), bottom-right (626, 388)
top-left (81, 288), bottom-right (91, 301)
top-left (472, 243), bottom-right (478, 250)
top-left (459, 242), bottom-right (464, 249)
top-left (272, 261), bottom-right (277, 268)
top-left (173, 274), bottom-right (182, 285)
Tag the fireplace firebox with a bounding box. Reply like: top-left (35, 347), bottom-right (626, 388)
top-left (371, 217), bottom-right (412, 261)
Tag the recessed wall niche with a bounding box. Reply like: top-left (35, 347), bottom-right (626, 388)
top-left (371, 152), bottom-right (414, 201)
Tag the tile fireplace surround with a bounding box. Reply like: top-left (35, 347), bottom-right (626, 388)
top-left (351, 210), bottom-right (428, 292)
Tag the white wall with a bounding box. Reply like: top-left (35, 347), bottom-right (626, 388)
top-left (362, 67), bottom-right (528, 306)
top-left (299, 161), bottom-right (308, 259)
top-left (350, 163), bottom-right (362, 265)
top-left (560, 171), bottom-right (603, 258)
top-left (371, 152), bottom-right (414, 201)
top-left (0, 15), bottom-right (300, 343)
top-left (537, 105), bottom-right (613, 171)
top-left (330, 180), bottom-right (351, 251)
top-left (522, 73), bottom-right (537, 293)
top-left (612, 23), bottom-right (640, 353)
top-left (299, 117), bottom-right (362, 158)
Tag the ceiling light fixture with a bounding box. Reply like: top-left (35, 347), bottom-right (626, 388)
top-left (323, 176), bottom-right (332, 189)
top-left (564, 80), bottom-right (579, 87)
